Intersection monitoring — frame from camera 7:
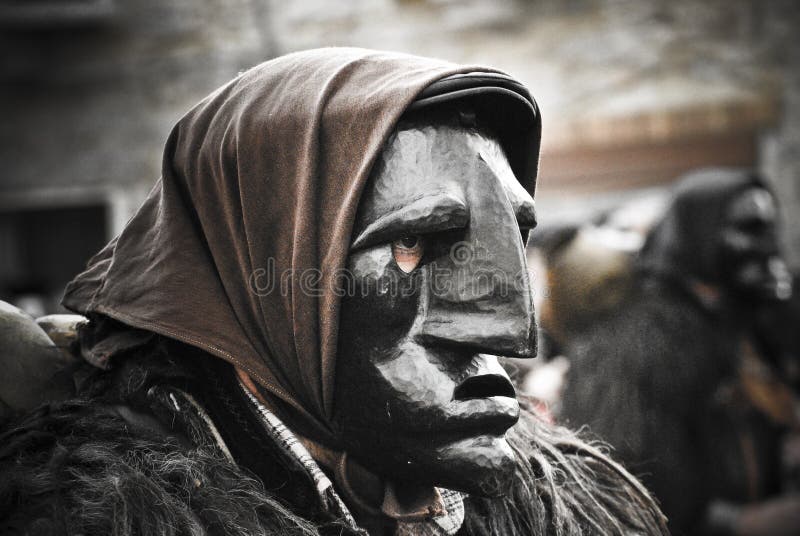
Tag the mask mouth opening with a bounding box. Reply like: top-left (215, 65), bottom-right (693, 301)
top-left (453, 373), bottom-right (516, 401)
top-left (730, 255), bottom-right (793, 301)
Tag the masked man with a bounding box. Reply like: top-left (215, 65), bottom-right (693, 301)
top-left (559, 169), bottom-right (800, 535)
top-left (0, 48), bottom-right (666, 536)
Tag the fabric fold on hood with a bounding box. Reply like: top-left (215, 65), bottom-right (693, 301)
top-left (62, 47), bottom-right (539, 447)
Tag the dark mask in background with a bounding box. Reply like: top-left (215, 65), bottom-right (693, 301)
top-left (721, 186), bottom-right (792, 301)
top-left (638, 168), bottom-right (792, 303)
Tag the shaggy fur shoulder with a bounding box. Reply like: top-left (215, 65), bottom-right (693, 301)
top-left (0, 335), bottom-right (667, 536)
top-left (0, 398), bottom-right (667, 536)
top-left (558, 280), bottom-right (746, 533)
top-left (0, 400), bottom-right (352, 536)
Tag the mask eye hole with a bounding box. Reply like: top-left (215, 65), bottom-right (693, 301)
top-left (392, 235), bottom-right (425, 273)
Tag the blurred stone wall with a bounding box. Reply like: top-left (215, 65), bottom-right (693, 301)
top-left (0, 0), bottom-right (275, 230)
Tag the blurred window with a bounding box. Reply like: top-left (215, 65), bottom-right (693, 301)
top-left (0, 204), bottom-right (107, 315)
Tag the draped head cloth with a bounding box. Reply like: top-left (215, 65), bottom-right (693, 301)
top-left (63, 48), bottom-right (540, 447)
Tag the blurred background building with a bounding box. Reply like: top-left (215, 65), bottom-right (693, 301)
top-left (1, 0), bottom-right (798, 314)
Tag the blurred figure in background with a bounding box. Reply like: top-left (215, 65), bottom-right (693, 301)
top-left (515, 192), bottom-right (667, 417)
top-left (538, 168), bottom-right (800, 535)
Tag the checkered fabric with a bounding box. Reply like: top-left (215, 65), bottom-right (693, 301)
top-left (238, 380), bottom-right (466, 535)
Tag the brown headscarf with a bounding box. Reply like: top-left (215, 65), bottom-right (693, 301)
top-left (63, 48), bottom-right (535, 446)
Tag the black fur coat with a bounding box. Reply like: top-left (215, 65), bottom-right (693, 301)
top-left (1, 337), bottom-right (667, 536)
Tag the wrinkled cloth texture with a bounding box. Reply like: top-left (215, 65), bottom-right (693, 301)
top-left (638, 168), bottom-right (764, 283)
top-left (62, 48), bottom-right (537, 447)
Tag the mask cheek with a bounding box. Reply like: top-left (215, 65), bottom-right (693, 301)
top-left (734, 259), bottom-right (768, 286)
top-left (347, 245), bottom-right (395, 281)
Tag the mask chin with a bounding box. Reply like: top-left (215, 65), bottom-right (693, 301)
top-left (429, 435), bottom-right (519, 497)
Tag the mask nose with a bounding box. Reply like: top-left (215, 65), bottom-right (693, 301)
top-left (415, 190), bottom-right (537, 359)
